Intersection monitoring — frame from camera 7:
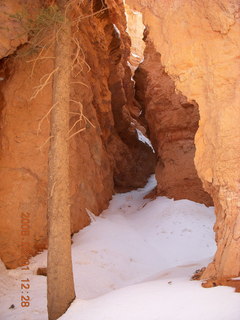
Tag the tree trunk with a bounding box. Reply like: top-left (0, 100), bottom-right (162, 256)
top-left (47, 1), bottom-right (75, 319)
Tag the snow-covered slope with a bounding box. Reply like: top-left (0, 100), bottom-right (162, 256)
top-left (1, 176), bottom-right (240, 320)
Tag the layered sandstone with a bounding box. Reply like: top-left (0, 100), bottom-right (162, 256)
top-left (134, 35), bottom-right (212, 206)
top-left (0, 0), bottom-right (154, 268)
top-left (127, 0), bottom-right (240, 278)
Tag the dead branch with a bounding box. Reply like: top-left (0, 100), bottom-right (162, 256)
top-left (71, 34), bottom-right (81, 70)
top-left (50, 181), bottom-right (56, 198)
top-left (27, 46), bottom-right (45, 78)
top-left (38, 135), bottom-right (54, 152)
top-left (27, 56), bottom-right (56, 63)
top-left (68, 118), bottom-right (82, 134)
top-left (82, 114), bottom-right (95, 128)
top-left (35, 33), bottom-right (55, 48)
top-left (68, 97), bottom-right (95, 140)
top-left (71, 81), bottom-right (89, 88)
top-left (73, 7), bottom-right (108, 23)
top-left (70, 98), bottom-right (83, 109)
top-left (69, 112), bottom-right (81, 115)
top-left (67, 128), bottom-right (86, 140)
top-left (71, 33), bottom-right (91, 75)
top-left (78, 44), bottom-right (91, 73)
top-left (37, 102), bottom-right (58, 135)
top-left (30, 67), bottom-right (59, 100)
top-left (70, 99), bottom-right (95, 128)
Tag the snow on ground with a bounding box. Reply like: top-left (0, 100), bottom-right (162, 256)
top-left (1, 175), bottom-right (240, 320)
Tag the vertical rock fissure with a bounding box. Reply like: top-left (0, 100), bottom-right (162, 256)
top-left (126, 0), bottom-right (240, 279)
top-left (133, 30), bottom-right (213, 206)
top-left (105, 0), bottom-right (156, 192)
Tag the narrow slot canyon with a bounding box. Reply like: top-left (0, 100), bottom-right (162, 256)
top-left (0, 0), bottom-right (240, 319)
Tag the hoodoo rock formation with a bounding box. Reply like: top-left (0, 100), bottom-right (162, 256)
top-left (0, 0), bottom-right (155, 268)
top-left (134, 34), bottom-right (213, 206)
top-left (127, 0), bottom-right (240, 279)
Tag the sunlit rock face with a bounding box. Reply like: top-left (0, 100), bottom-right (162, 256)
top-left (124, 3), bottom-right (145, 71)
top-left (127, 0), bottom-right (240, 278)
top-left (0, 0), bottom-right (154, 268)
top-left (134, 34), bottom-right (213, 206)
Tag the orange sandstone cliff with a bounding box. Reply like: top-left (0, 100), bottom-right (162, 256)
top-left (127, 0), bottom-right (240, 279)
top-left (134, 33), bottom-right (213, 206)
top-left (0, 0), bottom-right (155, 268)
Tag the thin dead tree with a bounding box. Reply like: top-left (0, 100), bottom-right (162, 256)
top-left (19, 1), bottom-right (106, 319)
top-left (47, 0), bottom-right (75, 319)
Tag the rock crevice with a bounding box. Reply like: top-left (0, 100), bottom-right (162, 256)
top-left (134, 33), bottom-right (212, 206)
top-left (127, 0), bottom-right (240, 278)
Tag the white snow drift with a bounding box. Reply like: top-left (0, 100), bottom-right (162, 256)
top-left (0, 176), bottom-right (240, 320)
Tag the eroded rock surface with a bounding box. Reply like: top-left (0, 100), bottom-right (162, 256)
top-left (0, 0), bottom-right (154, 268)
top-left (134, 35), bottom-right (212, 206)
top-left (0, 0), bottom-right (28, 59)
top-left (125, 4), bottom-right (145, 71)
top-left (127, 0), bottom-right (240, 278)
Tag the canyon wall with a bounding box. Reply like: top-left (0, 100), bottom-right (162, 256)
top-left (125, 4), bottom-right (145, 70)
top-left (127, 0), bottom-right (240, 278)
top-left (0, 0), bottom-right (155, 268)
top-left (134, 33), bottom-right (213, 206)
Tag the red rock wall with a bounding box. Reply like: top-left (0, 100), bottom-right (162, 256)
top-left (134, 36), bottom-right (212, 206)
top-left (127, 0), bottom-right (240, 279)
top-left (0, 0), bottom-right (155, 268)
